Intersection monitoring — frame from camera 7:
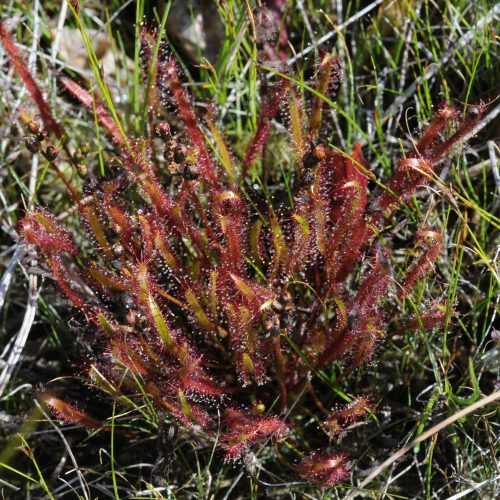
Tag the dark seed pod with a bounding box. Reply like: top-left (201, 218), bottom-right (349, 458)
top-left (183, 163), bottom-right (200, 181)
top-left (36, 130), bottom-right (48, 142)
top-left (76, 163), bottom-right (88, 178)
top-left (303, 143), bottom-right (326, 169)
top-left (43, 145), bottom-right (59, 161)
top-left (302, 171), bottom-right (315, 185)
top-left (164, 142), bottom-right (187, 176)
top-left (25, 136), bottom-right (39, 154)
top-left (173, 148), bottom-right (186, 164)
top-left (156, 121), bottom-right (171, 138)
top-left (302, 150), bottom-right (319, 169)
top-left (27, 120), bottom-right (40, 134)
top-left (165, 139), bottom-right (188, 164)
top-left (104, 227), bottom-right (118, 240)
top-left (313, 144), bottom-right (326, 160)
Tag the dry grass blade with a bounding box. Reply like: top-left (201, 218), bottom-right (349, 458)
top-left (346, 390), bottom-right (500, 498)
top-left (0, 243), bottom-right (26, 312)
top-left (488, 141), bottom-right (500, 191)
top-left (445, 474), bottom-right (500, 500)
top-left (0, 273), bottom-right (38, 398)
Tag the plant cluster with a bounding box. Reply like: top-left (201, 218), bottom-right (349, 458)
top-left (0, 17), bottom-right (485, 487)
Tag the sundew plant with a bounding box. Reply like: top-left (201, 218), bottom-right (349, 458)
top-left (0, 2), bottom-right (496, 495)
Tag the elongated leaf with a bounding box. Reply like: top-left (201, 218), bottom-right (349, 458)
top-left (185, 288), bottom-right (213, 330)
top-left (148, 294), bottom-right (174, 350)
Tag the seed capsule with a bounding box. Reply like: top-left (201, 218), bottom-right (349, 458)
top-left (43, 145), bottom-right (59, 161)
top-left (156, 121), bottom-right (171, 138)
top-left (76, 163), bottom-right (88, 178)
top-left (173, 149), bottom-right (185, 164)
top-left (36, 130), bottom-right (48, 142)
top-left (25, 136), bottom-right (39, 153)
top-left (313, 144), bottom-right (326, 160)
top-left (164, 140), bottom-right (188, 168)
top-left (183, 163), bottom-right (200, 181)
top-left (303, 143), bottom-right (326, 169)
top-left (302, 150), bottom-right (318, 169)
top-left (27, 120), bottom-right (40, 134)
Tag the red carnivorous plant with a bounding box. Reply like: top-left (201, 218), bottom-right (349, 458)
top-left (1, 18), bottom-right (484, 488)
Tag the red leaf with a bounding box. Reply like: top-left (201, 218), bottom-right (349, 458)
top-left (221, 408), bottom-right (287, 460)
top-left (296, 452), bottom-right (349, 487)
top-left (21, 210), bottom-right (78, 256)
top-left (41, 393), bottom-right (102, 428)
top-left (0, 22), bottom-right (63, 139)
